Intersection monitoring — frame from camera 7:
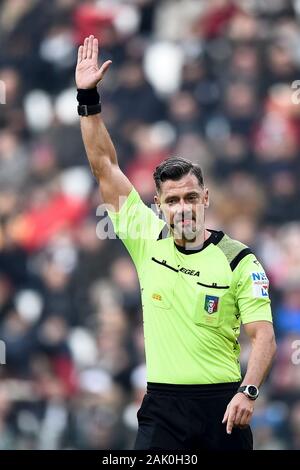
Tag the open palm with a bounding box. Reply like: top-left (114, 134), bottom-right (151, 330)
top-left (75, 35), bottom-right (112, 90)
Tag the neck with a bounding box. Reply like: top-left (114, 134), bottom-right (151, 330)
top-left (174, 229), bottom-right (211, 249)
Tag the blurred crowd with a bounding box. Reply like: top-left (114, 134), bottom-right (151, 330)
top-left (0, 0), bottom-right (300, 450)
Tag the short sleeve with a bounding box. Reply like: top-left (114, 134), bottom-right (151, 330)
top-left (234, 253), bottom-right (273, 324)
top-left (107, 187), bottom-right (165, 271)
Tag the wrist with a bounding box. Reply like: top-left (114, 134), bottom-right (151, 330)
top-left (77, 88), bottom-right (101, 116)
top-left (237, 385), bottom-right (259, 401)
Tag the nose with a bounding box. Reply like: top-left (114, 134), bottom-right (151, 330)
top-left (176, 200), bottom-right (192, 215)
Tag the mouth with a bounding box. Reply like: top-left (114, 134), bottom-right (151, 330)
top-left (175, 219), bottom-right (195, 227)
top-left (179, 220), bottom-right (193, 225)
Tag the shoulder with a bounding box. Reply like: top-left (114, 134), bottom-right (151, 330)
top-left (215, 232), bottom-right (254, 271)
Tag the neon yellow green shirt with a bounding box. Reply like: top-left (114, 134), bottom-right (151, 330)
top-left (108, 188), bottom-right (273, 384)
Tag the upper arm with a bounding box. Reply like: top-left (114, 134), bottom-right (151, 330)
top-left (80, 115), bottom-right (132, 210)
top-left (97, 161), bottom-right (133, 212)
top-left (234, 254), bottom-right (273, 325)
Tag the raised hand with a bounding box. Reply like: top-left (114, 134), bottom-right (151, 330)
top-left (75, 35), bottom-right (112, 90)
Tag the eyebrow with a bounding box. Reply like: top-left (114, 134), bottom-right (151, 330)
top-left (164, 191), bottom-right (200, 202)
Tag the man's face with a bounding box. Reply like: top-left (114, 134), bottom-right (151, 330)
top-left (154, 173), bottom-right (209, 242)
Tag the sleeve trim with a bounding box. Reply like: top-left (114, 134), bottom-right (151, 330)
top-left (230, 248), bottom-right (253, 271)
top-left (242, 318), bottom-right (273, 325)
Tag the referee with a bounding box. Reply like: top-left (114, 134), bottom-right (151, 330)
top-left (76, 36), bottom-right (276, 450)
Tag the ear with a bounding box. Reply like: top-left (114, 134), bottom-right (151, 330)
top-left (154, 194), bottom-right (161, 214)
top-left (204, 188), bottom-right (209, 209)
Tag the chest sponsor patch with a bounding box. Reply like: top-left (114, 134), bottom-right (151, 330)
top-left (204, 295), bottom-right (219, 314)
top-left (251, 272), bottom-right (269, 298)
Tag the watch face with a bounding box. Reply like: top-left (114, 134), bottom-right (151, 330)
top-left (248, 386), bottom-right (258, 397)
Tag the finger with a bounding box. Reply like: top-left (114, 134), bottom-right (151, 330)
top-left (92, 38), bottom-right (98, 62)
top-left (227, 407), bottom-right (237, 435)
top-left (77, 45), bottom-right (83, 64)
top-left (239, 409), bottom-right (251, 428)
top-left (234, 410), bottom-right (246, 426)
top-left (222, 406), bottom-right (229, 424)
top-left (96, 60), bottom-right (112, 81)
top-left (87, 34), bottom-right (94, 59)
top-left (234, 408), bottom-right (245, 427)
top-left (82, 37), bottom-right (88, 59)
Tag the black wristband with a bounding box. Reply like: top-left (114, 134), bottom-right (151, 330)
top-left (77, 88), bottom-right (101, 116)
top-left (77, 88), bottom-right (100, 106)
top-left (77, 103), bottom-right (102, 116)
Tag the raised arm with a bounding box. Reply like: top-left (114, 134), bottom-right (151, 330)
top-left (75, 35), bottom-right (132, 211)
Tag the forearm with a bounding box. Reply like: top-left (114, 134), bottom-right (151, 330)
top-left (241, 327), bottom-right (276, 387)
top-left (80, 113), bottom-right (118, 179)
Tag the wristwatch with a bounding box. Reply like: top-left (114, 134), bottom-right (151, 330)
top-left (237, 385), bottom-right (259, 400)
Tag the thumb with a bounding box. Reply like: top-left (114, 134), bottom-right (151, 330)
top-left (96, 60), bottom-right (112, 82)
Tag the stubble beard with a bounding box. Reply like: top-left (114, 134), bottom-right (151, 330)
top-left (173, 222), bottom-right (199, 242)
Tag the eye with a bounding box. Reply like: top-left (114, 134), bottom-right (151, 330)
top-left (168, 199), bottom-right (176, 205)
top-left (188, 194), bottom-right (198, 201)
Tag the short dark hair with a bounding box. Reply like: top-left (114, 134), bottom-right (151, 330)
top-left (153, 157), bottom-right (204, 192)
